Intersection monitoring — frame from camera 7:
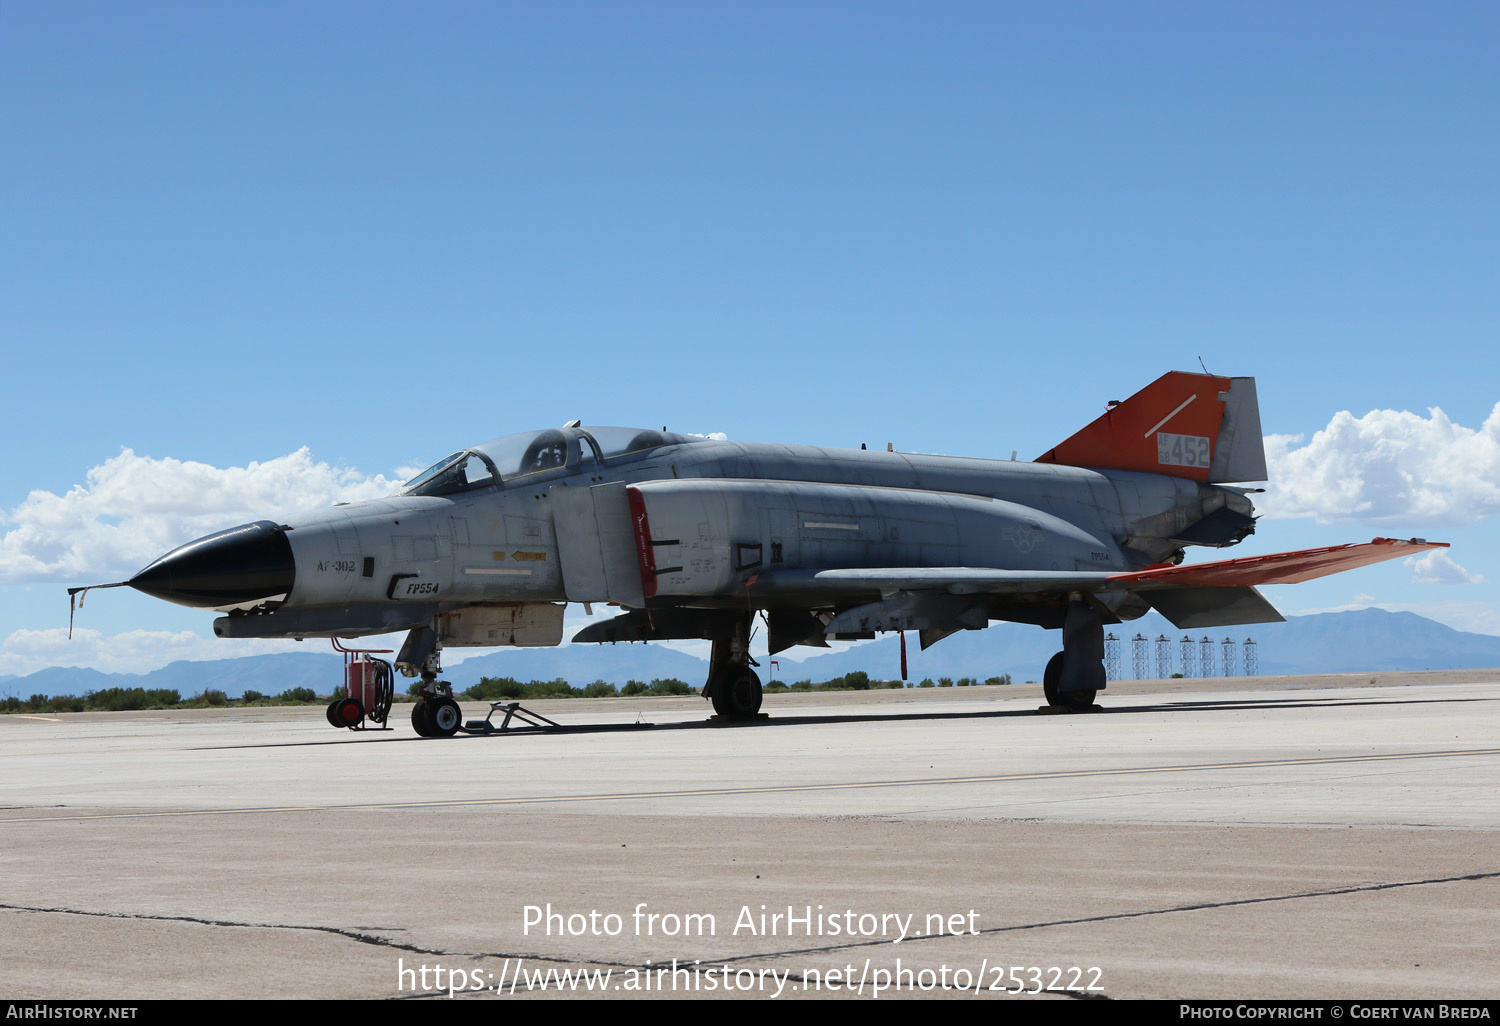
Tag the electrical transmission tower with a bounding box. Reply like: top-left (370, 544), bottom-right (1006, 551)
top-left (1222, 637), bottom-right (1237, 676)
top-left (1243, 638), bottom-right (1258, 676)
top-left (1104, 633), bottom-right (1120, 681)
top-left (1180, 635), bottom-right (1196, 678)
top-left (1199, 635), bottom-right (1214, 677)
top-left (1155, 634), bottom-right (1171, 678)
top-left (1132, 634), bottom-right (1148, 680)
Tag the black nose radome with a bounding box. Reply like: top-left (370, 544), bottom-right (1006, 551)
top-left (129, 520), bottom-right (296, 608)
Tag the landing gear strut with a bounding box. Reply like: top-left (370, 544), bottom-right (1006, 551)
top-left (703, 614), bottom-right (763, 720)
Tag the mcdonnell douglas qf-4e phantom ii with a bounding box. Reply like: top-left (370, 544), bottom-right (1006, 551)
top-left (82, 372), bottom-right (1446, 735)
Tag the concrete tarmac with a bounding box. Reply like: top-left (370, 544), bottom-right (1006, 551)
top-left (2, 672), bottom-right (1498, 1001)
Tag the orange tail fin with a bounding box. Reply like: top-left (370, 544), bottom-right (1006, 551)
top-left (1035, 371), bottom-right (1267, 483)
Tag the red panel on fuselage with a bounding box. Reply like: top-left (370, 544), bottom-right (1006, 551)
top-left (626, 486), bottom-right (658, 599)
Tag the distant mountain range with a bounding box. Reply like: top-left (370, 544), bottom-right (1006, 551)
top-left (0, 652), bottom-right (347, 700)
top-left (4, 607), bottom-right (1497, 699)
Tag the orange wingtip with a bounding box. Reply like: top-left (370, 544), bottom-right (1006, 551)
top-left (1109, 538), bottom-right (1449, 589)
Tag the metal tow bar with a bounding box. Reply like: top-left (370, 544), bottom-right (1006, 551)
top-left (459, 701), bottom-right (656, 736)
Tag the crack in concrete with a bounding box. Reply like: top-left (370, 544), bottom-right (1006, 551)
top-left (639, 868), bottom-right (1500, 998)
top-left (0, 902), bottom-right (582, 964)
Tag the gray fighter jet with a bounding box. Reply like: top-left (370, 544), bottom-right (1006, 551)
top-left (86, 371), bottom-right (1445, 734)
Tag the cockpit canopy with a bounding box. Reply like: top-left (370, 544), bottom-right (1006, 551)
top-left (399, 426), bottom-right (704, 497)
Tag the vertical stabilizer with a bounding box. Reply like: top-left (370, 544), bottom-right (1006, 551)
top-left (1035, 372), bottom-right (1268, 483)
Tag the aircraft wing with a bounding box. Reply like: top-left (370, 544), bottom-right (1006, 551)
top-left (748, 538), bottom-right (1445, 596)
top-left (743, 538), bottom-right (1448, 632)
top-left (1105, 537), bottom-right (1447, 588)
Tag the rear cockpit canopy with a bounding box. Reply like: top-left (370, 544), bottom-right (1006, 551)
top-left (399, 426), bottom-right (703, 497)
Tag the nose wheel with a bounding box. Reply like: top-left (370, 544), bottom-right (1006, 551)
top-left (411, 692), bottom-right (462, 737)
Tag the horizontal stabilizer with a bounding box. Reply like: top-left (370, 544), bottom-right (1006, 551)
top-left (1145, 586), bottom-right (1285, 629)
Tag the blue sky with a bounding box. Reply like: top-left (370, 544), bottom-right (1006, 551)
top-left (3, 2), bottom-right (1498, 678)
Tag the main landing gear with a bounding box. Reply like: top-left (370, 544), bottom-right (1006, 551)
top-left (1041, 599), bottom-right (1107, 713)
top-left (702, 614), bottom-right (764, 720)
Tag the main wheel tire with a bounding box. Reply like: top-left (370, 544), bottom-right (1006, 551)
top-left (333, 697), bottom-right (364, 727)
top-left (410, 699), bottom-right (435, 737)
top-left (1042, 652), bottom-right (1099, 711)
top-left (1060, 686), bottom-right (1098, 711)
top-left (1042, 652), bottom-right (1065, 707)
top-left (429, 697), bottom-right (462, 737)
top-left (711, 667), bottom-right (762, 719)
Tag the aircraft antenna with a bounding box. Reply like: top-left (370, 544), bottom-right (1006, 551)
top-left (66, 582), bottom-right (128, 640)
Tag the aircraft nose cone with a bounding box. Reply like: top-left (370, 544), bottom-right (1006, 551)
top-left (129, 520), bottom-right (296, 608)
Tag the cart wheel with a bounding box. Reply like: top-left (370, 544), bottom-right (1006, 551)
top-left (333, 697), bottom-right (364, 727)
top-left (325, 700), bottom-right (343, 728)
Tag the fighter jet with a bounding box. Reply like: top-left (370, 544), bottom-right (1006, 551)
top-left (84, 372), bottom-right (1445, 735)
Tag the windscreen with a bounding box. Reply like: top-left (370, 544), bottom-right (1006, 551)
top-left (401, 427), bottom-right (707, 495)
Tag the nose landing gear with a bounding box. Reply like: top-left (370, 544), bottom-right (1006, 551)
top-left (395, 624), bottom-right (462, 737)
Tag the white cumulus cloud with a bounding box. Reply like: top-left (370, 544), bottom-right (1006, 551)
top-left (1404, 549), bottom-right (1486, 585)
top-left (1, 448), bottom-right (405, 584)
top-left (1260, 404), bottom-right (1500, 526)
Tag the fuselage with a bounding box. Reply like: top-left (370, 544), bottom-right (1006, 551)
top-left (126, 425), bottom-right (1254, 645)
top-left (115, 374), bottom-right (1444, 723)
